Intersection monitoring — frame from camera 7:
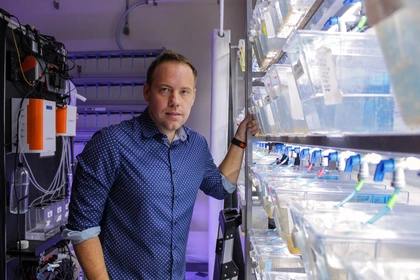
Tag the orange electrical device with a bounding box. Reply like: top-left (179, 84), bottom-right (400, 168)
top-left (11, 98), bottom-right (56, 153)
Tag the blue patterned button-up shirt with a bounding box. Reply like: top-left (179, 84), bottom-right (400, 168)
top-left (65, 107), bottom-right (232, 279)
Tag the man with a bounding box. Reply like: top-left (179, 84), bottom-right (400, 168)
top-left (62, 50), bottom-right (258, 279)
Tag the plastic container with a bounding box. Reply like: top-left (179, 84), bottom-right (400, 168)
top-left (49, 198), bottom-right (66, 228)
top-left (250, 168), bottom-right (347, 216)
top-left (365, 0), bottom-right (420, 130)
top-left (273, 64), bottom-right (309, 134)
top-left (251, 165), bottom-right (352, 195)
top-left (250, 5), bottom-right (283, 70)
top-left (251, 244), bottom-right (304, 272)
top-left (250, 0), bottom-right (315, 70)
top-left (250, 165), bottom-right (353, 217)
top-left (345, 259), bottom-right (420, 280)
top-left (9, 162), bottom-right (30, 215)
top-left (63, 196), bottom-right (70, 224)
top-left (250, 236), bottom-right (287, 247)
top-left (257, 87), bottom-right (283, 135)
top-left (276, 0), bottom-right (316, 39)
top-left (267, 181), bottom-right (407, 255)
top-left (287, 201), bottom-right (420, 279)
top-left (283, 30), bottom-right (408, 135)
top-left (300, 210), bottom-right (420, 280)
top-left (248, 228), bottom-right (281, 239)
top-left (25, 202), bottom-right (58, 240)
top-left (263, 65), bottom-right (292, 133)
top-left (248, 87), bottom-right (273, 135)
top-left (263, 64), bottom-right (309, 135)
top-left (263, 271), bottom-right (308, 280)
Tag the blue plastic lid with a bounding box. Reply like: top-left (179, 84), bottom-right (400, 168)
top-left (300, 148), bottom-right (309, 159)
top-left (324, 16), bottom-right (339, 28)
top-left (310, 150), bottom-right (322, 164)
top-left (374, 159), bottom-right (396, 182)
top-left (293, 147), bottom-right (301, 154)
top-left (285, 146), bottom-right (293, 154)
top-left (276, 144), bottom-right (285, 154)
top-left (328, 151), bottom-right (339, 162)
top-left (344, 154), bottom-right (362, 173)
top-left (343, 0), bottom-right (361, 5)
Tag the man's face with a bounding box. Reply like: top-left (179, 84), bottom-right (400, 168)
top-left (143, 61), bottom-right (196, 138)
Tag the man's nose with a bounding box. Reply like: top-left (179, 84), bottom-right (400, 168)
top-left (169, 92), bottom-right (180, 106)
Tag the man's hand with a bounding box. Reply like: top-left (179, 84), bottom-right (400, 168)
top-left (235, 115), bottom-right (259, 142)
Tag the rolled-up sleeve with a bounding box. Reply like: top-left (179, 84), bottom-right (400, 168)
top-left (61, 226), bottom-right (101, 244)
top-left (222, 174), bottom-right (236, 194)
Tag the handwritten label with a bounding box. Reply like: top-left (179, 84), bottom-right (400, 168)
top-left (316, 46), bottom-right (342, 105)
top-left (293, 60), bottom-right (304, 80)
top-left (263, 12), bottom-right (276, 39)
top-left (287, 73), bottom-right (305, 120)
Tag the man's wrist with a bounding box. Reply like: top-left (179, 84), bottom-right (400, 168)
top-left (231, 137), bottom-right (246, 149)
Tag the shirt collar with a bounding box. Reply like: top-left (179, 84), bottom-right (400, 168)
top-left (139, 107), bottom-right (189, 142)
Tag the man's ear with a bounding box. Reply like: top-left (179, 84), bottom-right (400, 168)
top-left (143, 83), bottom-right (150, 102)
top-left (192, 88), bottom-right (196, 105)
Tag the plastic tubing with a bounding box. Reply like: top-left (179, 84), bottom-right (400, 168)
top-left (307, 163), bottom-right (313, 171)
top-left (116, 1), bottom-right (148, 50)
top-left (317, 167), bottom-right (326, 178)
top-left (275, 156), bottom-right (289, 168)
top-left (336, 179), bottom-right (364, 207)
top-left (301, 176), bottom-right (319, 187)
top-left (365, 188), bottom-right (400, 224)
top-left (287, 158), bottom-right (295, 167)
top-left (352, 15), bottom-right (367, 32)
top-left (292, 170), bottom-right (308, 181)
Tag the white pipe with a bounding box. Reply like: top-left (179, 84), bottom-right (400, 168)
top-left (208, 29), bottom-right (231, 280)
top-left (219, 0), bottom-right (224, 37)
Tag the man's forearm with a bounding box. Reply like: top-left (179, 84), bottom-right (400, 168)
top-left (73, 236), bottom-right (109, 280)
top-left (219, 140), bottom-right (245, 184)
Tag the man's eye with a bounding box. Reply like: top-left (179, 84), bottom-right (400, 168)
top-left (160, 88), bottom-right (169, 92)
top-left (181, 90), bottom-right (189, 95)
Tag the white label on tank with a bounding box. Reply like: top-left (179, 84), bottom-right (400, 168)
top-left (57, 206), bottom-right (62, 213)
top-left (265, 104), bottom-right (276, 126)
top-left (293, 60), bottom-right (304, 80)
top-left (264, 12), bottom-right (276, 39)
top-left (48, 210), bottom-right (53, 218)
top-left (316, 46), bottom-right (342, 105)
top-left (287, 73), bottom-right (305, 120)
top-left (268, 86), bottom-right (278, 100)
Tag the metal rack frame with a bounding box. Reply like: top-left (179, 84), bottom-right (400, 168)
top-left (243, 1), bottom-right (420, 279)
